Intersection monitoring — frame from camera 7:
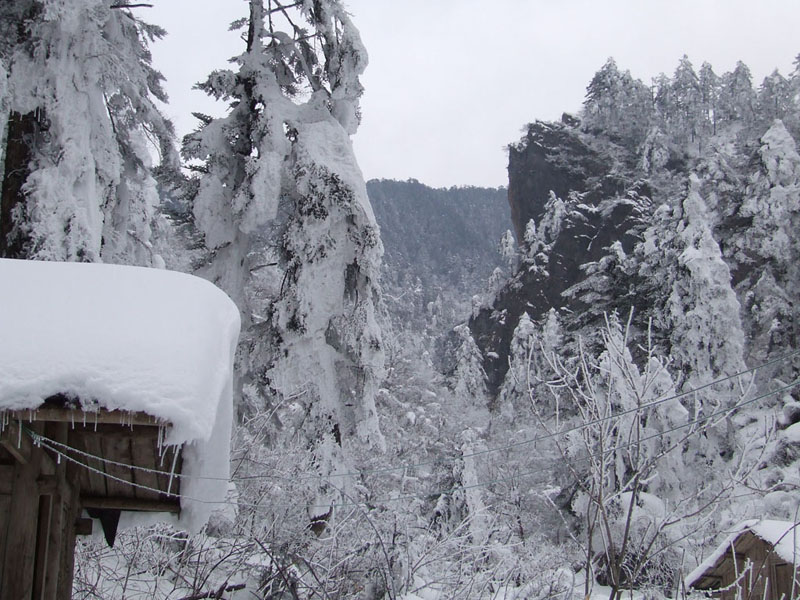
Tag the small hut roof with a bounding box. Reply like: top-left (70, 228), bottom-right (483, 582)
top-left (0, 259), bottom-right (241, 530)
top-left (687, 520), bottom-right (800, 587)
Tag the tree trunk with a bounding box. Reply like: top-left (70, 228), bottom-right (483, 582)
top-left (0, 110), bottom-right (39, 258)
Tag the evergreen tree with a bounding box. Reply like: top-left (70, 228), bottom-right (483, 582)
top-left (452, 323), bottom-right (488, 404)
top-left (584, 57), bottom-right (652, 146)
top-left (717, 61), bottom-right (756, 124)
top-left (670, 55), bottom-right (702, 142)
top-left (757, 70), bottom-right (793, 124)
top-left (185, 0), bottom-right (385, 517)
top-left (698, 61), bottom-right (720, 135)
top-left (0, 0), bottom-right (177, 264)
top-left (734, 121), bottom-right (800, 367)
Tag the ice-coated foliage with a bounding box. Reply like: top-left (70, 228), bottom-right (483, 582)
top-left (1, 0), bottom-right (176, 264)
top-left (668, 176), bottom-right (745, 388)
top-left (185, 1), bottom-right (385, 520)
top-left (452, 323), bottom-right (488, 403)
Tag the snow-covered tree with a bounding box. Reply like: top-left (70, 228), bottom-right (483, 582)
top-left (757, 70), bottom-right (793, 124)
top-left (669, 176), bottom-right (745, 392)
top-left (670, 55), bottom-right (702, 142)
top-left (541, 314), bottom-right (745, 600)
top-left (499, 228), bottom-right (517, 270)
top-left (717, 61), bottom-right (756, 124)
top-left (698, 61), bottom-right (720, 135)
top-left (185, 0), bottom-right (385, 521)
top-left (584, 58), bottom-right (652, 146)
top-left (733, 121), bottom-right (800, 368)
top-left (0, 0), bottom-right (177, 264)
top-left (452, 323), bottom-right (488, 404)
top-left (500, 311), bottom-right (538, 416)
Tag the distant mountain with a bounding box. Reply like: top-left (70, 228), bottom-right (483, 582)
top-left (367, 178), bottom-right (511, 329)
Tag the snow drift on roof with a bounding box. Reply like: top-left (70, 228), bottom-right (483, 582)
top-left (0, 258), bottom-right (241, 530)
top-left (686, 520), bottom-right (800, 586)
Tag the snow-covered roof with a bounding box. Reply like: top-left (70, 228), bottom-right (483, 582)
top-left (687, 520), bottom-right (800, 587)
top-left (0, 258), bottom-right (241, 530)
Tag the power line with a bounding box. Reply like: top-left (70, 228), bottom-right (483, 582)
top-left (21, 350), bottom-right (800, 481)
top-left (25, 377), bottom-right (800, 512)
top-left (21, 349), bottom-right (800, 485)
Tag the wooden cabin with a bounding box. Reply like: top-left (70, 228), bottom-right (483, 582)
top-left (687, 520), bottom-right (800, 600)
top-left (0, 405), bottom-right (182, 599)
top-left (0, 258), bottom-right (241, 600)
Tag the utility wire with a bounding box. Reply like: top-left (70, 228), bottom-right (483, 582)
top-left (21, 349), bottom-right (800, 485)
top-left (25, 377), bottom-right (800, 512)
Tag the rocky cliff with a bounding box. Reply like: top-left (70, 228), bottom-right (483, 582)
top-left (471, 119), bottom-right (655, 393)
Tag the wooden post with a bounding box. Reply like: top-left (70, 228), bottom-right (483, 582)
top-left (32, 494), bottom-right (54, 600)
top-left (0, 424), bottom-right (44, 599)
top-left (55, 483), bottom-right (80, 600)
top-left (43, 422), bottom-right (69, 600)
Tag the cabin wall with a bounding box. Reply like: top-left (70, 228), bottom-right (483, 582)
top-left (0, 421), bottom-right (78, 600)
top-left (708, 533), bottom-right (799, 600)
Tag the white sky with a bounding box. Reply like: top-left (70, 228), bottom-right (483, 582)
top-left (149, 1), bottom-right (800, 188)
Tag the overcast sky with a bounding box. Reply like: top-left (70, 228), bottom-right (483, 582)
top-left (150, 1), bottom-right (800, 188)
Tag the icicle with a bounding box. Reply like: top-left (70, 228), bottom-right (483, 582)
top-left (94, 411), bottom-right (98, 431)
top-left (16, 419), bottom-right (21, 448)
top-left (166, 447), bottom-right (179, 496)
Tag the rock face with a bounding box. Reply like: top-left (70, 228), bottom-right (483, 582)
top-left (472, 121), bottom-right (650, 395)
top-left (506, 119), bottom-right (622, 241)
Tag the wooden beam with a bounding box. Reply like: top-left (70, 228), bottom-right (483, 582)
top-left (80, 496), bottom-right (180, 514)
top-left (0, 420), bottom-right (32, 464)
top-left (74, 518), bottom-right (93, 536)
top-left (3, 408), bottom-right (167, 428)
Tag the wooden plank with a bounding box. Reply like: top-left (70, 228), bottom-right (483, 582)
top-left (0, 466), bottom-right (12, 494)
top-left (56, 483), bottom-right (80, 600)
top-left (80, 496), bottom-right (180, 514)
top-left (78, 433), bottom-right (108, 498)
top-left (1, 449), bottom-right (42, 599)
top-left (3, 408), bottom-right (166, 427)
top-left (0, 494), bottom-right (10, 591)
top-left (74, 518), bottom-right (93, 536)
top-left (130, 435), bottom-right (162, 501)
top-left (100, 434), bottom-right (134, 499)
top-left (41, 422), bottom-right (69, 600)
top-left (32, 494), bottom-right (53, 600)
top-left (43, 487), bottom-right (67, 600)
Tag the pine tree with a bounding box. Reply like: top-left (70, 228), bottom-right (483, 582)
top-left (584, 58), bottom-right (652, 146)
top-left (500, 311), bottom-right (538, 416)
top-left (0, 0), bottom-right (177, 264)
top-left (734, 121), bottom-right (800, 367)
top-left (452, 323), bottom-right (488, 404)
top-left (185, 0), bottom-right (385, 517)
top-left (757, 70), bottom-right (793, 124)
top-left (670, 55), bottom-right (702, 143)
top-left (717, 61), bottom-right (756, 124)
top-left (698, 62), bottom-right (720, 135)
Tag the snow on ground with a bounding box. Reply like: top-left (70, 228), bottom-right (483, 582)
top-left (0, 258), bottom-right (241, 530)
